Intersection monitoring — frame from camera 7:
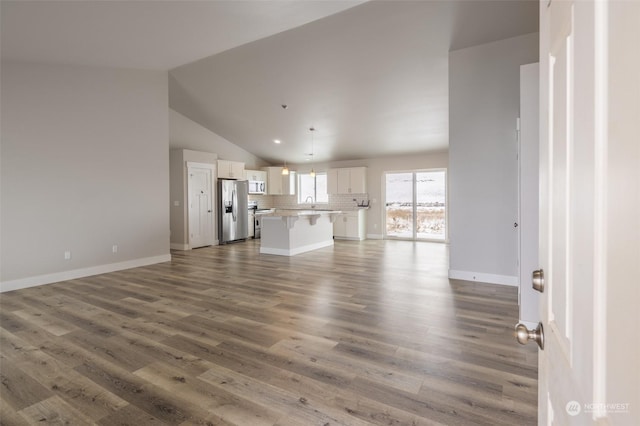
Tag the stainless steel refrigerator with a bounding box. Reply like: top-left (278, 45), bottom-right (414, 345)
top-left (218, 179), bottom-right (249, 244)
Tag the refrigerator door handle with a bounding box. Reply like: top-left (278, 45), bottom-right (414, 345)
top-left (232, 189), bottom-right (237, 221)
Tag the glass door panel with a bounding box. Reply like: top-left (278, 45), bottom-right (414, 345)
top-left (385, 172), bottom-right (414, 238)
top-left (416, 171), bottom-right (446, 240)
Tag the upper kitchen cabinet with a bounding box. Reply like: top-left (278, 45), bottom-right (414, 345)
top-left (263, 167), bottom-right (296, 195)
top-left (264, 167), bottom-right (282, 194)
top-left (245, 169), bottom-right (267, 182)
top-left (328, 167), bottom-right (367, 194)
top-left (283, 171), bottom-right (296, 195)
top-left (217, 160), bottom-right (245, 179)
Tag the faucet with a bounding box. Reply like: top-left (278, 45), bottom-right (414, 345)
top-left (305, 196), bottom-right (314, 204)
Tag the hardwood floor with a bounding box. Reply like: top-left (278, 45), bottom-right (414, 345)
top-left (0, 239), bottom-right (537, 425)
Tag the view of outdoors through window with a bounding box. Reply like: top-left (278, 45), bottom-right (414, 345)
top-left (298, 172), bottom-right (328, 204)
top-left (385, 170), bottom-right (446, 240)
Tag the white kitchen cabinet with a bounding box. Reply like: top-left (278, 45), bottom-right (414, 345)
top-left (217, 160), bottom-right (245, 179)
top-left (264, 167), bottom-right (282, 194)
top-left (263, 167), bottom-right (295, 195)
top-left (327, 169), bottom-right (339, 194)
top-left (245, 169), bottom-right (267, 182)
top-left (283, 171), bottom-right (296, 195)
top-left (328, 167), bottom-right (367, 194)
top-left (333, 209), bottom-right (366, 240)
top-left (348, 167), bottom-right (367, 193)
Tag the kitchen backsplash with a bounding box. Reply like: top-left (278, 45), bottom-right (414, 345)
top-left (249, 193), bottom-right (368, 211)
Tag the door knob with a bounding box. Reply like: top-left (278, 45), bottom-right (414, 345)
top-left (532, 269), bottom-right (544, 293)
top-left (515, 322), bottom-right (544, 350)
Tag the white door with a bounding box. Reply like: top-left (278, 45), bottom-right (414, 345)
top-left (537, 1), bottom-right (639, 424)
top-left (188, 164), bottom-right (214, 248)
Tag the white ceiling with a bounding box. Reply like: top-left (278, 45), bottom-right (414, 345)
top-left (2, 1), bottom-right (538, 164)
top-left (0, 0), bottom-right (366, 70)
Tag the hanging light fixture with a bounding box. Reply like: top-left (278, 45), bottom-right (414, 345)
top-left (309, 127), bottom-right (316, 178)
top-left (282, 160), bottom-right (289, 176)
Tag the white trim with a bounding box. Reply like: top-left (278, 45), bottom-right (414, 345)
top-left (366, 233), bottom-right (384, 240)
top-left (448, 269), bottom-right (518, 286)
top-left (334, 236), bottom-right (365, 241)
top-left (170, 243), bottom-right (190, 251)
top-left (186, 161), bottom-right (215, 170)
top-left (0, 254), bottom-right (171, 293)
top-left (260, 240), bottom-right (334, 256)
top-left (592, 0), bottom-right (608, 416)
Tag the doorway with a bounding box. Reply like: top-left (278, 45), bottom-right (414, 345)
top-left (187, 162), bottom-right (215, 248)
top-left (384, 170), bottom-right (447, 241)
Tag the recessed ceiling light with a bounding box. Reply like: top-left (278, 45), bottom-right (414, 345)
top-left (273, 139), bottom-right (281, 144)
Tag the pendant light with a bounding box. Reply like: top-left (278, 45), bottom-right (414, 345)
top-left (279, 104), bottom-right (289, 175)
top-left (309, 127), bottom-right (316, 178)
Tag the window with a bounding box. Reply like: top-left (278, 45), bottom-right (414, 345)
top-left (298, 172), bottom-right (328, 204)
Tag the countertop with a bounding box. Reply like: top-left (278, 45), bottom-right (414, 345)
top-left (258, 209), bottom-right (342, 217)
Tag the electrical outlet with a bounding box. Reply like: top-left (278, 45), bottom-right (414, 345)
top-left (173, 201), bottom-right (180, 206)
top-left (64, 251), bottom-right (71, 260)
top-left (112, 245), bottom-right (118, 253)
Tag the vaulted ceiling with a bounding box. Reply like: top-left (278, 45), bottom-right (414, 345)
top-left (2, 1), bottom-right (538, 164)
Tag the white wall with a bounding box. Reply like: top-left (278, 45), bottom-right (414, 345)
top-left (169, 109), bottom-right (268, 169)
top-left (1, 62), bottom-right (170, 291)
top-left (448, 33), bottom-right (538, 286)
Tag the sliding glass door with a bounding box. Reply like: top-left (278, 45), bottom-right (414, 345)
top-left (385, 170), bottom-right (446, 241)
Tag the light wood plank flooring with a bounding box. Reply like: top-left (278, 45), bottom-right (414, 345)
top-left (0, 239), bottom-right (537, 425)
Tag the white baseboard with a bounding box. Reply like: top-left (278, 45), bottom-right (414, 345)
top-left (170, 243), bottom-right (190, 250)
top-left (0, 254), bottom-right (172, 293)
top-left (260, 240), bottom-right (334, 256)
top-left (448, 269), bottom-right (518, 287)
top-left (366, 233), bottom-right (384, 240)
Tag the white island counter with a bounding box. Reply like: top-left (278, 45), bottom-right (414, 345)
top-left (258, 209), bottom-right (341, 256)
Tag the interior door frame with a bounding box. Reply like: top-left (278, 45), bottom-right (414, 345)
top-left (518, 62), bottom-right (540, 328)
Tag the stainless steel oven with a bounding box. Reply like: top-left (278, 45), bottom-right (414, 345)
top-left (248, 201), bottom-right (257, 238)
top-left (254, 214), bottom-right (262, 239)
top-left (254, 209), bottom-right (273, 239)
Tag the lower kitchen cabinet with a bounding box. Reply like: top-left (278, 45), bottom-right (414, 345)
top-left (333, 209), bottom-right (366, 240)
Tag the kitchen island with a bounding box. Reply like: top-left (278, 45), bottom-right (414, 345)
top-left (258, 209), bottom-right (341, 256)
